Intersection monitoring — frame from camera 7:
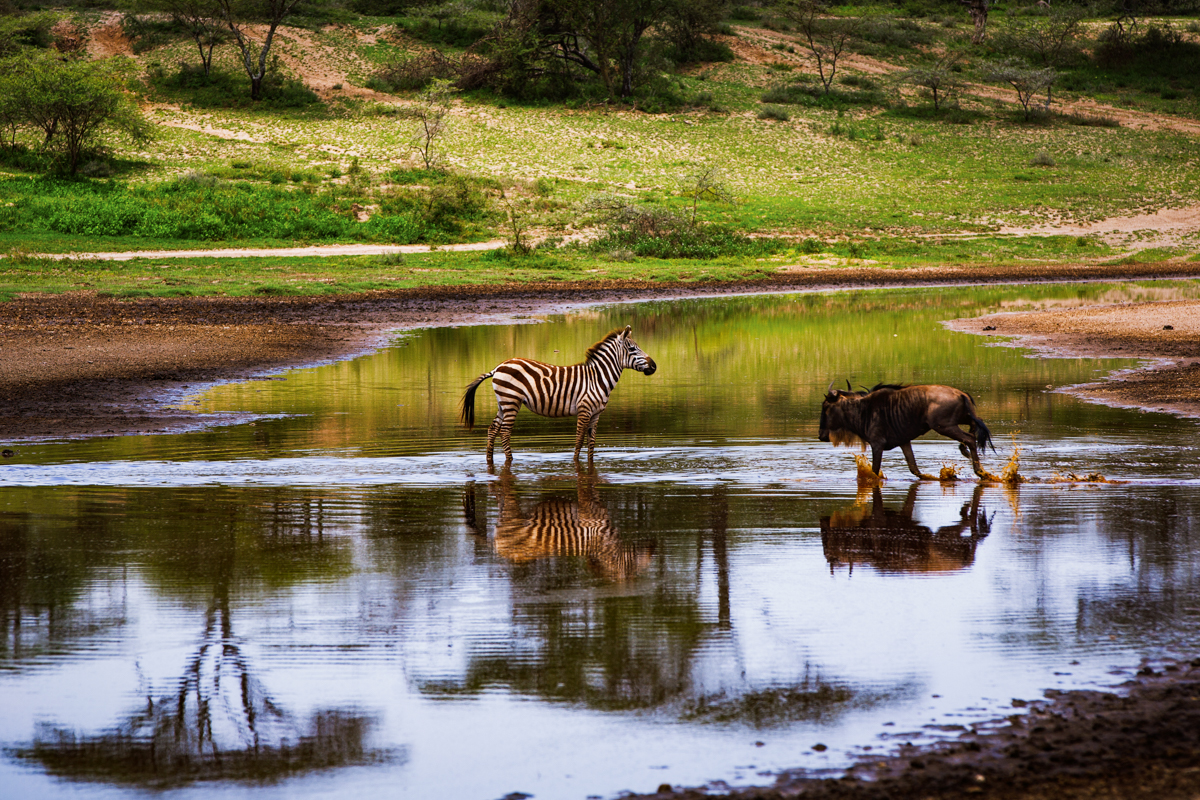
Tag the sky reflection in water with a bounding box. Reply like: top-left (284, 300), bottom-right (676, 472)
top-left (2, 284), bottom-right (1200, 800)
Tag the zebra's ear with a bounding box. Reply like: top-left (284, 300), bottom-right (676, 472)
top-left (623, 325), bottom-right (632, 337)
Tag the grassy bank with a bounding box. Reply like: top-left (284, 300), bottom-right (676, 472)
top-left (5, 235), bottom-right (1193, 302)
top-left (2, 5), bottom-right (1200, 291)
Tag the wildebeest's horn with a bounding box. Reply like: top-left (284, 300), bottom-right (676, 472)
top-left (846, 379), bottom-right (853, 392)
top-left (826, 380), bottom-right (835, 394)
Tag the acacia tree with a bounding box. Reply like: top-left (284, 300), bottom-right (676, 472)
top-left (679, 166), bottom-right (735, 227)
top-left (539, 0), bottom-right (673, 98)
top-left (996, 6), bottom-right (1085, 107)
top-left (6, 55), bottom-right (150, 173)
top-left (214, 0), bottom-right (309, 100)
top-left (897, 52), bottom-right (963, 111)
top-left (777, 0), bottom-right (861, 94)
top-left (412, 78), bottom-right (454, 169)
top-left (986, 56), bottom-right (1058, 120)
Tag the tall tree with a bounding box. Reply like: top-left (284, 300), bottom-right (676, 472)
top-left (539, 0), bottom-right (672, 98)
top-left (960, 0), bottom-right (990, 44)
top-left (214, 0), bottom-right (308, 100)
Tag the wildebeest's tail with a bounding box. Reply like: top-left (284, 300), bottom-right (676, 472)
top-left (967, 400), bottom-right (996, 454)
top-left (460, 371), bottom-right (494, 430)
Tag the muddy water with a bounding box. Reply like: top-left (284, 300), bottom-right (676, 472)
top-left (3, 284), bottom-right (1200, 799)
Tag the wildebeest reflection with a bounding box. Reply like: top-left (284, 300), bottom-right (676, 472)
top-left (820, 485), bottom-right (991, 574)
top-left (465, 473), bottom-right (655, 581)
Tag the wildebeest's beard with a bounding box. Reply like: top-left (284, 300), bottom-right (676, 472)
top-left (820, 395), bottom-right (868, 450)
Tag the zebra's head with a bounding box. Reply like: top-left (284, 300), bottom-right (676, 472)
top-left (619, 325), bottom-right (656, 375)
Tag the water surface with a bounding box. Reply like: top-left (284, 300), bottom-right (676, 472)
top-left (3, 283), bottom-right (1200, 799)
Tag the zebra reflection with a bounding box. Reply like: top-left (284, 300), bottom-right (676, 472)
top-left (465, 473), bottom-right (655, 581)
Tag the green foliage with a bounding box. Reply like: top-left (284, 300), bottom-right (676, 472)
top-left (0, 10), bottom-right (57, 55)
top-left (1, 54), bottom-right (150, 174)
top-left (758, 105), bottom-right (791, 121)
top-left (146, 62), bottom-right (320, 109)
top-left (394, 6), bottom-right (499, 48)
top-left (760, 81), bottom-right (887, 109)
top-left (0, 174), bottom-right (431, 243)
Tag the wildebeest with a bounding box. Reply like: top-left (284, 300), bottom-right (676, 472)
top-left (818, 382), bottom-right (995, 479)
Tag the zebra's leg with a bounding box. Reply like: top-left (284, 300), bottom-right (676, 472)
top-left (497, 404), bottom-right (520, 461)
top-left (573, 410), bottom-right (594, 463)
top-left (486, 415), bottom-right (502, 462)
top-left (585, 408), bottom-right (605, 462)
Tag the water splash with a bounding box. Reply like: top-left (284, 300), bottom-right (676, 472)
top-left (854, 453), bottom-right (885, 488)
top-left (980, 436), bottom-right (1026, 485)
top-left (938, 464), bottom-right (960, 482)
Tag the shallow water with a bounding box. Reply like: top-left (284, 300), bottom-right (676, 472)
top-left (3, 283), bottom-right (1200, 799)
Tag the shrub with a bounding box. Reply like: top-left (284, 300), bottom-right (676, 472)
top-left (758, 105), bottom-right (790, 121)
top-left (1029, 150), bottom-right (1055, 167)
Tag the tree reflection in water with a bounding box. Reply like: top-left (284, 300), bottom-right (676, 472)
top-left (820, 484), bottom-right (993, 575)
top-left (7, 494), bottom-right (398, 788)
top-left (450, 477), bottom-right (908, 725)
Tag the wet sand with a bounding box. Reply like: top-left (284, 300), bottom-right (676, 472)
top-left (947, 297), bottom-right (1200, 418)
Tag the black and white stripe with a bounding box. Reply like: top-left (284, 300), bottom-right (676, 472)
top-left (460, 325), bottom-right (656, 462)
top-left (488, 479), bottom-right (656, 581)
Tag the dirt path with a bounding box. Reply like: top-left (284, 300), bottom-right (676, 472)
top-left (50, 240), bottom-right (507, 261)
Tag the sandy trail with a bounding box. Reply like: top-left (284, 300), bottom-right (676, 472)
top-left (48, 240), bottom-right (508, 261)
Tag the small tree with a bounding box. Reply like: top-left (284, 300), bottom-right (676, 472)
top-left (7, 56), bottom-right (150, 173)
top-left (985, 57), bottom-right (1057, 120)
top-left (776, 0), bottom-right (861, 95)
top-left (897, 52), bottom-right (963, 111)
top-left (412, 78), bottom-right (454, 170)
top-left (995, 7), bottom-right (1085, 108)
top-left (679, 166), bottom-right (735, 227)
top-left (135, 0), bottom-right (228, 77)
top-left (214, 0), bottom-right (309, 100)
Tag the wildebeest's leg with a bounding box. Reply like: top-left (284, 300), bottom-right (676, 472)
top-left (900, 442), bottom-right (937, 480)
top-left (871, 445), bottom-right (884, 476)
top-left (932, 423), bottom-right (985, 477)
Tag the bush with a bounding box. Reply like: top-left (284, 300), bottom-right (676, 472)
top-left (757, 105), bottom-right (790, 121)
top-left (588, 205), bottom-right (784, 259)
top-left (6, 175), bottom-right (434, 244)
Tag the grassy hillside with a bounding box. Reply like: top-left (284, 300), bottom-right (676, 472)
top-left (2, 3), bottom-right (1199, 297)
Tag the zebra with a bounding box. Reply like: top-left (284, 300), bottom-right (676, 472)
top-left (460, 325), bottom-right (656, 463)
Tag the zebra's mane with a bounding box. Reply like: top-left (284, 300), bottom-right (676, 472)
top-left (584, 328), bottom-right (626, 362)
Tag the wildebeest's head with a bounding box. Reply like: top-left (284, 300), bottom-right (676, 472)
top-left (818, 380), bottom-right (867, 447)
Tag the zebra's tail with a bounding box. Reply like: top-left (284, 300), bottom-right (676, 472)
top-left (460, 370), bottom-right (494, 430)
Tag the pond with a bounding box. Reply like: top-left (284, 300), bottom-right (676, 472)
top-left (3, 283), bottom-right (1200, 799)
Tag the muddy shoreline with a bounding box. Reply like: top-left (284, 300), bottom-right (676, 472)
top-left (3, 261), bottom-right (1200, 443)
